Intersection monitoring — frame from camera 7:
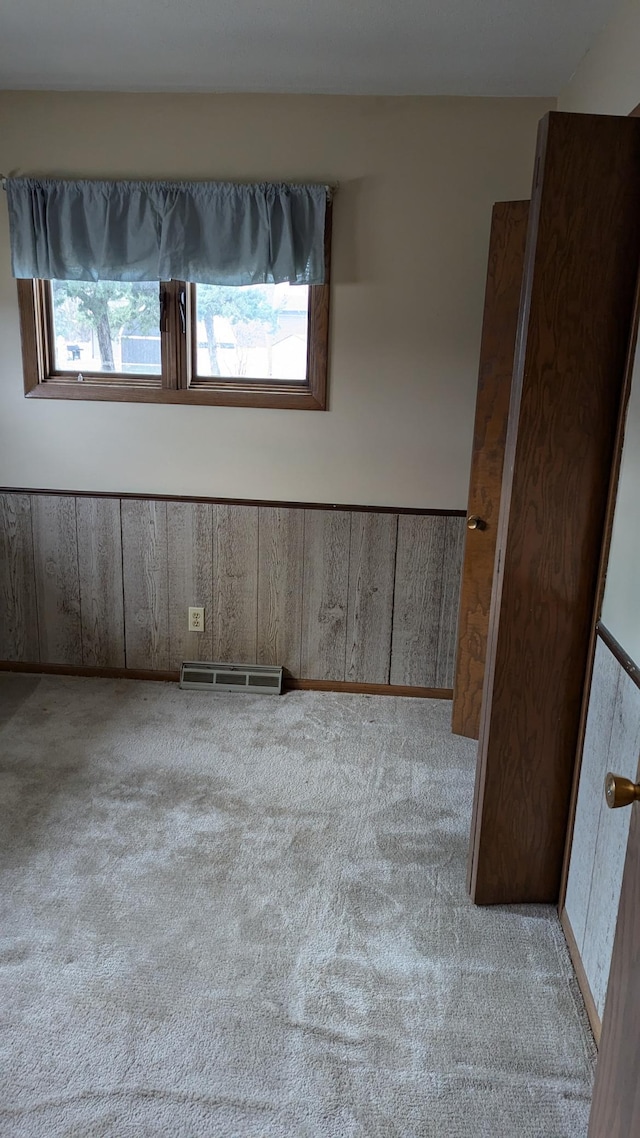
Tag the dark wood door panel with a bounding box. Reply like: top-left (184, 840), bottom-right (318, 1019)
top-left (452, 200), bottom-right (529, 740)
top-left (469, 111), bottom-right (640, 904)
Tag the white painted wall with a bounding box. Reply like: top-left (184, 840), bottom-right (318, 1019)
top-left (0, 93), bottom-right (551, 507)
top-left (558, 0), bottom-right (640, 116)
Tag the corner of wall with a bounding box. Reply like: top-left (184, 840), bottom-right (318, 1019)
top-left (558, 0), bottom-right (640, 115)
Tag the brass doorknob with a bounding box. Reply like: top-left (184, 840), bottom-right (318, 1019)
top-left (604, 772), bottom-right (640, 809)
top-left (467, 515), bottom-right (487, 531)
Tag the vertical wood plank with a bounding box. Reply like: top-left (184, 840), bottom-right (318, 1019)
top-left (469, 113), bottom-right (640, 905)
top-left (213, 505), bottom-right (258, 663)
top-left (121, 500), bottom-right (169, 670)
top-left (582, 664), bottom-right (640, 1018)
top-left (167, 502), bottom-right (214, 668)
top-left (564, 638), bottom-right (620, 955)
top-left (587, 755), bottom-right (640, 1138)
top-left (258, 507), bottom-right (304, 674)
top-left (452, 201), bottom-right (530, 738)
top-left (345, 513), bottom-right (397, 684)
top-left (301, 510), bottom-right (350, 680)
top-left (390, 515), bottom-right (445, 687)
top-left (436, 515), bottom-right (465, 688)
top-left (0, 493), bottom-right (39, 662)
top-left (31, 494), bottom-right (82, 665)
top-left (76, 497), bottom-right (125, 667)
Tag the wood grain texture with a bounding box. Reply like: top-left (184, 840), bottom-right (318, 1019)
top-left (31, 494), bottom-right (82, 665)
top-left (2, 490), bottom-right (464, 690)
top-left (0, 660), bottom-right (179, 682)
top-left (17, 280), bottom-right (48, 397)
top-left (436, 515), bottom-right (465, 689)
top-left (213, 505), bottom-right (258, 663)
top-left (561, 635), bottom-right (640, 1046)
top-left (300, 509), bottom-right (350, 680)
top-left (306, 283), bottom-right (329, 410)
top-left (286, 678), bottom-right (451, 698)
top-left (582, 665), bottom-right (640, 1019)
top-left (558, 270), bottom-right (640, 915)
top-left (452, 201), bottom-right (529, 738)
top-left (564, 637), bottom-right (620, 953)
top-left (76, 497), bottom-right (125, 667)
top-left (560, 907), bottom-right (601, 1045)
top-left (167, 502), bottom-right (213, 667)
top-left (0, 485), bottom-right (464, 518)
top-left (23, 383), bottom-right (326, 410)
top-left (0, 660), bottom-right (452, 699)
top-left (469, 112), bottom-right (640, 905)
top-left (20, 267), bottom-right (328, 410)
top-left (0, 493), bottom-right (39, 662)
top-left (588, 759), bottom-right (640, 1137)
top-left (346, 513), bottom-right (397, 684)
top-left (121, 500), bottom-right (170, 670)
top-left (390, 515), bottom-right (446, 687)
top-left (257, 507), bottom-right (304, 673)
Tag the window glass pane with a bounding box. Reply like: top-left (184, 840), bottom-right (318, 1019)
top-left (195, 283), bottom-right (309, 381)
top-left (50, 281), bottom-right (161, 375)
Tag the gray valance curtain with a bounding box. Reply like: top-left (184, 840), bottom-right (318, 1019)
top-left (5, 177), bottom-right (329, 285)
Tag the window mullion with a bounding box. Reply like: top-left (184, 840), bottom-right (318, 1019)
top-left (160, 280), bottom-right (188, 391)
top-left (177, 282), bottom-right (191, 390)
top-left (41, 281), bottom-right (56, 378)
top-left (160, 281), bottom-right (176, 390)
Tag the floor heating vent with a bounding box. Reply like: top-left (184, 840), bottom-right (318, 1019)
top-left (179, 661), bottom-right (283, 695)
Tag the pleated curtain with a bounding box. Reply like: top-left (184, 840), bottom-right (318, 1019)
top-left (5, 177), bottom-right (329, 285)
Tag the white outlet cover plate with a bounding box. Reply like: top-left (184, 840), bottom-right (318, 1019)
top-left (188, 606), bottom-right (205, 632)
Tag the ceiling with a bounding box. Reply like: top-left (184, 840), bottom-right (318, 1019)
top-left (0, 0), bottom-right (618, 96)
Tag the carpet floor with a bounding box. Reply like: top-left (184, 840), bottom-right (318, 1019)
top-left (0, 674), bottom-right (595, 1137)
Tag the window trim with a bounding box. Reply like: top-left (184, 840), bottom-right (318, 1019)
top-left (17, 205), bottom-right (331, 412)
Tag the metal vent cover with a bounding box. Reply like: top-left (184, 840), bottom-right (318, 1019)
top-left (179, 661), bottom-right (283, 695)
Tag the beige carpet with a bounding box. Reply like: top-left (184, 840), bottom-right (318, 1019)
top-left (0, 673), bottom-right (595, 1137)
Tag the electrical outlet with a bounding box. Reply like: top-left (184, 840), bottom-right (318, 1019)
top-left (188, 606), bottom-right (205, 633)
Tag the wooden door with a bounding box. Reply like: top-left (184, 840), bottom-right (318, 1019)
top-left (588, 761), bottom-right (640, 1136)
top-left (452, 200), bottom-right (529, 739)
top-left (469, 112), bottom-right (640, 905)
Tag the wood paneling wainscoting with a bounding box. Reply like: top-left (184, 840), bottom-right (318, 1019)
top-left (0, 490), bottom-right (465, 692)
top-left (562, 624), bottom-right (640, 1044)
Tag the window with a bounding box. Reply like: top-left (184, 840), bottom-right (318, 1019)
top-left (10, 177), bottom-right (331, 411)
top-left (18, 272), bottom-right (329, 411)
